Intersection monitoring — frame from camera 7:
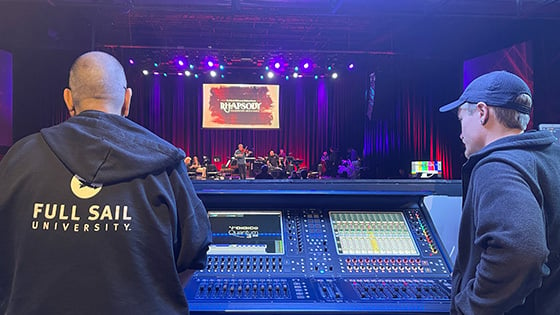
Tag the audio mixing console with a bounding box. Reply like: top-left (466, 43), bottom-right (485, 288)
top-left (184, 178), bottom-right (461, 315)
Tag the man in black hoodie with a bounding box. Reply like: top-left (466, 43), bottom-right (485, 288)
top-left (0, 51), bottom-right (212, 314)
top-left (440, 71), bottom-right (560, 314)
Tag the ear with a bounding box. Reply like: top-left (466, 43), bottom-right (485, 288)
top-left (121, 87), bottom-right (132, 117)
top-left (64, 88), bottom-right (76, 117)
top-left (476, 102), bottom-right (489, 125)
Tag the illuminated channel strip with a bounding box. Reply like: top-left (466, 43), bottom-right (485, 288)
top-left (330, 212), bottom-right (419, 255)
top-left (415, 213), bottom-right (438, 254)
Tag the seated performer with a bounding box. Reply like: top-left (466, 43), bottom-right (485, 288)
top-left (278, 148), bottom-right (287, 168)
top-left (191, 156), bottom-right (207, 178)
top-left (267, 149), bottom-right (280, 168)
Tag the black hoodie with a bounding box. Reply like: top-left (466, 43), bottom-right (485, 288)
top-left (451, 130), bottom-right (560, 315)
top-left (0, 111), bottom-right (211, 315)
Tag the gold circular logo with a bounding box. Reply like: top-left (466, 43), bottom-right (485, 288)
top-left (70, 175), bottom-right (102, 199)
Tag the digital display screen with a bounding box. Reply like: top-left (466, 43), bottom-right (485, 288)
top-left (329, 211), bottom-right (419, 256)
top-left (539, 124), bottom-right (560, 144)
top-left (411, 161), bottom-right (442, 175)
top-left (202, 84), bottom-right (280, 129)
top-left (208, 211), bottom-right (284, 255)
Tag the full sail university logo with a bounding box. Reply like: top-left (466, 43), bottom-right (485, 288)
top-left (70, 175), bottom-right (102, 199)
top-left (30, 175), bottom-right (132, 233)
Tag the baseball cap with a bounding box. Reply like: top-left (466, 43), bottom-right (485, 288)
top-left (439, 70), bottom-right (532, 114)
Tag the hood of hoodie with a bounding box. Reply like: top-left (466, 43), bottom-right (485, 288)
top-left (467, 130), bottom-right (557, 164)
top-left (40, 110), bottom-right (185, 185)
top-left (461, 130), bottom-right (558, 196)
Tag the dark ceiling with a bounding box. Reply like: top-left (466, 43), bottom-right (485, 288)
top-left (1, 0), bottom-right (559, 73)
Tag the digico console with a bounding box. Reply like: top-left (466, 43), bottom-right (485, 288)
top-left (186, 180), bottom-right (460, 314)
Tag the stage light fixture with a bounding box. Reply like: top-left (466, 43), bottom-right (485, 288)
top-left (221, 74), bottom-right (225, 78)
top-left (267, 71), bottom-right (274, 79)
top-left (153, 71), bottom-right (160, 75)
top-left (189, 64), bottom-right (195, 70)
top-left (300, 59), bottom-right (313, 73)
top-left (292, 72), bottom-right (298, 78)
top-left (128, 58), bottom-right (134, 65)
top-left (184, 70), bottom-right (191, 76)
top-left (274, 62), bottom-right (281, 69)
top-left (332, 72), bottom-right (338, 79)
top-left (327, 66), bottom-right (332, 71)
top-left (163, 73), bottom-right (168, 77)
top-left (219, 65), bottom-right (224, 70)
top-left (207, 61), bottom-right (214, 68)
top-left (294, 66), bottom-right (299, 72)
top-left (260, 75), bottom-right (264, 80)
top-left (265, 66), bottom-right (270, 71)
top-left (210, 70), bottom-right (217, 77)
top-left (194, 74), bottom-right (199, 79)
top-left (177, 72), bottom-right (183, 76)
top-left (314, 75), bottom-right (318, 80)
top-left (178, 60), bottom-right (185, 67)
top-left (154, 62), bottom-right (159, 67)
top-left (142, 70), bottom-right (149, 76)
top-left (285, 75), bottom-right (289, 80)
top-left (348, 63), bottom-right (355, 70)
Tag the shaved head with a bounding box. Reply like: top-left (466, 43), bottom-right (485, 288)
top-left (66, 51), bottom-right (130, 115)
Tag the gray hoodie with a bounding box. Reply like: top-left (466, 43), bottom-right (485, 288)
top-left (451, 130), bottom-right (560, 315)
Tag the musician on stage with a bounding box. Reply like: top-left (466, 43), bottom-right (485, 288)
top-left (234, 143), bottom-right (250, 179)
top-left (267, 149), bottom-right (280, 169)
top-left (278, 148), bottom-right (287, 168)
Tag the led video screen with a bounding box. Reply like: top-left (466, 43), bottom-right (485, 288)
top-left (202, 84), bottom-right (280, 129)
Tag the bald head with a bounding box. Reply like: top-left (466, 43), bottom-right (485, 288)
top-left (64, 51), bottom-right (131, 116)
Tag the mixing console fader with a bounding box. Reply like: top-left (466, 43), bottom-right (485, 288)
top-left (185, 205), bottom-right (453, 314)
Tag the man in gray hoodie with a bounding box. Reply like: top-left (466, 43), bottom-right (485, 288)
top-left (0, 51), bottom-right (211, 314)
top-left (440, 71), bottom-right (560, 315)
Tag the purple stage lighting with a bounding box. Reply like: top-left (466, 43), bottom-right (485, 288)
top-left (128, 58), bottom-right (134, 65)
top-left (203, 56), bottom-right (218, 69)
top-left (348, 63), bottom-right (355, 69)
top-left (268, 56), bottom-right (286, 73)
top-left (300, 59), bottom-right (313, 72)
top-left (178, 60), bottom-right (185, 67)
